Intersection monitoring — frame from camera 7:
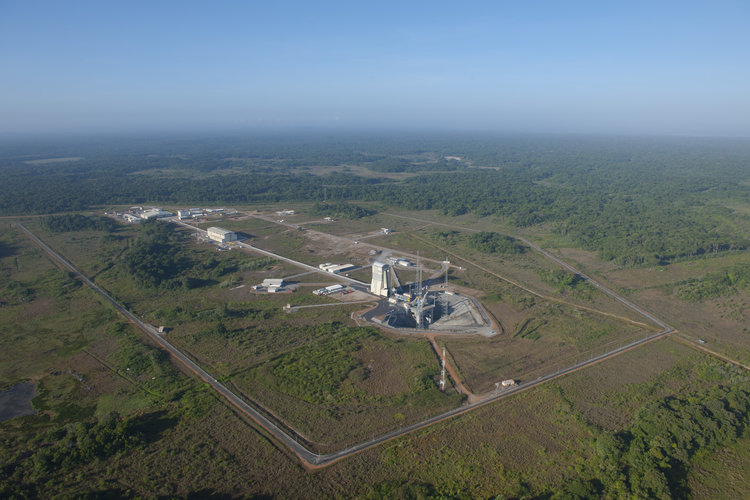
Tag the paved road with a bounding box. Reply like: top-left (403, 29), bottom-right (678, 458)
top-left (385, 212), bottom-right (671, 331)
top-left (18, 218), bottom-right (674, 468)
top-left (287, 300), bottom-right (375, 311)
top-left (17, 223), bottom-right (326, 465)
top-left (172, 219), bottom-right (370, 290)
top-left (671, 335), bottom-right (750, 372)
top-left (249, 213), bottom-right (451, 274)
top-left (516, 237), bottom-right (671, 331)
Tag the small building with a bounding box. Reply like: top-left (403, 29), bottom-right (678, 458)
top-left (313, 284), bottom-right (345, 295)
top-left (276, 210), bottom-right (295, 216)
top-left (319, 263), bottom-right (355, 274)
top-left (207, 227), bottom-right (237, 244)
top-left (381, 228), bottom-right (393, 234)
top-left (262, 279), bottom-right (285, 288)
top-left (328, 264), bottom-right (356, 274)
top-left (123, 213), bottom-right (140, 223)
top-left (501, 379), bottom-right (516, 387)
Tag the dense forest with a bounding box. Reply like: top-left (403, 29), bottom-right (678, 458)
top-left (3, 133), bottom-right (750, 266)
top-left (309, 201), bottom-right (376, 220)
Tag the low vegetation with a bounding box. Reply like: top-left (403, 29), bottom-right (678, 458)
top-left (4, 132), bottom-right (750, 497)
top-left (40, 214), bottom-right (118, 233)
top-left (675, 263), bottom-right (750, 302)
top-left (466, 231), bottom-right (526, 255)
top-left (5, 134), bottom-right (750, 266)
top-left (123, 219), bottom-right (188, 288)
top-left (310, 201), bottom-right (376, 220)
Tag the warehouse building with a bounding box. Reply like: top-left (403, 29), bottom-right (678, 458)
top-left (318, 263), bottom-right (357, 274)
top-left (207, 227), bottom-right (237, 244)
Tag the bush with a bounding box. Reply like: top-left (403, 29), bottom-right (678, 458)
top-left (466, 232), bottom-right (525, 255)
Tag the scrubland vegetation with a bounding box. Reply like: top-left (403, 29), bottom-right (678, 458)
top-left (3, 133), bottom-right (750, 498)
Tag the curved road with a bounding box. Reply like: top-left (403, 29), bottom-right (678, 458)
top-left (385, 212), bottom-right (671, 331)
top-left (19, 219), bottom-right (673, 468)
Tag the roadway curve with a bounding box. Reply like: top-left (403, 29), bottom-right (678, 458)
top-left (18, 218), bottom-right (673, 468)
top-left (385, 212), bottom-right (671, 331)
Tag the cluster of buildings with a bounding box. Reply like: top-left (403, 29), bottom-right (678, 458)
top-left (114, 206), bottom-right (239, 224)
top-left (178, 208), bottom-right (234, 220)
top-left (118, 207), bottom-right (173, 223)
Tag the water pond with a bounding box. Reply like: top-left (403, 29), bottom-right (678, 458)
top-left (0, 382), bottom-right (37, 422)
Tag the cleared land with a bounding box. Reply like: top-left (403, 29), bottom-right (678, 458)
top-left (3, 208), bottom-right (750, 498)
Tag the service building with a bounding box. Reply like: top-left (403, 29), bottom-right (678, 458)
top-left (207, 227), bottom-right (238, 244)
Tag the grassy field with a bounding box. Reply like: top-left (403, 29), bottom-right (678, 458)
top-left (546, 243), bottom-right (750, 365)
top-left (442, 303), bottom-right (648, 393)
top-left (4, 214), bottom-right (750, 498)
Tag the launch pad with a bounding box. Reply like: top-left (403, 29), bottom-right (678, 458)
top-left (364, 261), bottom-right (497, 337)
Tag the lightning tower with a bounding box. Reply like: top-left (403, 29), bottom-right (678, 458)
top-left (440, 347), bottom-right (446, 391)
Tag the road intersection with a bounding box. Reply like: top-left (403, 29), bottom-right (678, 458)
top-left (19, 218), bottom-right (674, 468)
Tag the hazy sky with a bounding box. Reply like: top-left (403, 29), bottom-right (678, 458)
top-left (2, 1), bottom-right (749, 136)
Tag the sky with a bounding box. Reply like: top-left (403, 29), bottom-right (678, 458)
top-left (1, 1), bottom-right (750, 137)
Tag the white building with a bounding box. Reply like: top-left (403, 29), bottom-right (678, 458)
top-left (319, 263), bottom-right (356, 274)
top-left (314, 284), bottom-right (344, 295)
top-left (141, 208), bottom-right (173, 219)
top-left (262, 279), bottom-right (285, 288)
top-left (207, 227), bottom-right (237, 244)
top-left (313, 284), bottom-right (345, 295)
top-left (370, 262), bottom-right (391, 297)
